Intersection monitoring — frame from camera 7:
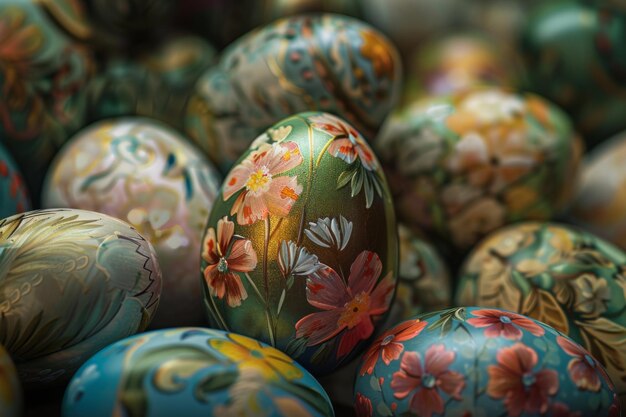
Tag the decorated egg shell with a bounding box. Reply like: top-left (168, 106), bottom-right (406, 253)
top-left (42, 118), bottom-right (220, 329)
top-left (185, 13), bottom-right (402, 171)
top-left (570, 131), bottom-right (626, 250)
top-left (202, 111), bottom-right (398, 375)
top-left (375, 87), bottom-right (581, 252)
top-left (0, 0), bottom-right (95, 199)
top-left (522, 2), bottom-right (626, 146)
top-left (455, 222), bottom-right (626, 406)
top-left (62, 327), bottom-right (334, 417)
top-left (0, 142), bottom-right (30, 219)
top-left (385, 224), bottom-right (451, 326)
top-left (0, 344), bottom-right (22, 417)
top-left (405, 33), bottom-right (520, 100)
top-left (354, 307), bottom-right (620, 417)
top-left (0, 208), bottom-right (162, 387)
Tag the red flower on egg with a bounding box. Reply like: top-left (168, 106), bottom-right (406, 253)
top-left (223, 141), bottom-right (303, 225)
top-left (359, 319), bottom-right (427, 376)
top-left (466, 309), bottom-right (545, 340)
top-left (201, 217), bottom-right (257, 307)
top-left (557, 335), bottom-right (611, 391)
top-left (390, 345), bottom-right (465, 417)
top-left (295, 251), bottom-right (394, 358)
top-left (354, 392), bottom-right (373, 417)
top-left (487, 343), bottom-right (558, 417)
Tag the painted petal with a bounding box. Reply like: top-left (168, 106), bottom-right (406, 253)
top-left (328, 138), bottom-right (358, 164)
top-left (223, 162), bottom-right (253, 201)
top-left (359, 345), bottom-right (382, 376)
top-left (354, 393), bottom-right (373, 417)
top-left (310, 114), bottom-right (347, 136)
top-left (369, 271), bottom-right (395, 315)
top-left (229, 239), bottom-right (258, 273)
top-left (356, 140), bottom-right (378, 171)
top-left (216, 216), bottom-right (234, 256)
top-left (536, 369), bottom-right (559, 395)
top-left (295, 309), bottom-right (344, 346)
top-left (394, 320), bottom-right (428, 342)
top-left (337, 318), bottom-right (374, 357)
top-left (412, 387), bottom-right (444, 417)
top-left (391, 353), bottom-right (422, 399)
top-left (499, 323), bottom-right (524, 340)
top-left (305, 266), bottom-right (349, 310)
top-left (556, 335), bottom-right (586, 358)
top-left (208, 270), bottom-right (227, 299)
top-left (223, 272), bottom-right (248, 307)
top-left (201, 227), bottom-right (219, 264)
top-left (424, 344), bottom-right (455, 376)
top-left (512, 316), bottom-right (545, 336)
top-left (498, 343), bottom-right (537, 375)
top-left (234, 192), bottom-right (268, 225)
top-left (487, 363), bottom-right (522, 398)
top-left (466, 316), bottom-right (498, 329)
top-left (437, 370), bottom-right (465, 399)
top-left (265, 175), bottom-right (302, 218)
top-left (527, 383), bottom-right (550, 414)
top-left (504, 387), bottom-right (527, 417)
top-left (470, 308), bottom-right (505, 320)
top-left (348, 251), bottom-right (382, 296)
top-left (229, 333), bottom-right (262, 351)
top-left (264, 349), bottom-right (304, 380)
top-left (265, 141), bottom-right (303, 175)
top-left (381, 342), bottom-right (404, 365)
top-left (210, 339), bottom-right (248, 362)
top-left (568, 359), bottom-right (601, 391)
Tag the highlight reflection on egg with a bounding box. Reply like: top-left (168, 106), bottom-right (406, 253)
top-left (43, 118), bottom-right (220, 328)
top-left (0, 208), bottom-right (161, 387)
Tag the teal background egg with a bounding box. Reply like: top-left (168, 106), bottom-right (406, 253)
top-left (202, 111), bottom-right (398, 375)
top-left (0, 143), bottom-right (30, 218)
top-left (354, 307), bottom-right (620, 417)
top-left (62, 328), bottom-right (334, 417)
top-left (0, 344), bottom-right (22, 417)
top-left (0, 209), bottom-right (162, 387)
top-left (185, 13), bottom-right (402, 171)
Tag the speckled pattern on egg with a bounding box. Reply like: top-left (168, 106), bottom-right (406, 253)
top-left (202, 111), bottom-right (398, 375)
top-left (0, 208), bottom-right (161, 387)
top-left (456, 222), bottom-right (626, 407)
top-left (62, 328), bottom-right (334, 417)
top-left (42, 118), bottom-right (220, 328)
top-left (185, 13), bottom-right (402, 171)
top-left (376, 87), bottom-right (581, 252)
top-left (354, 307), bottom-right (620, 417)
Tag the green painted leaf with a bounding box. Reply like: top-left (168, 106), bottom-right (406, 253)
top-left (195, 368), bottom-right (239, 402)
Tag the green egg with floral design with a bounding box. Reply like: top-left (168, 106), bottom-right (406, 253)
top-left (456, 222), bottom-right (626, 407)
top-left (202, 111), bottom-right (398, 375)
top-left (376, 87), bottom-right (582, 252)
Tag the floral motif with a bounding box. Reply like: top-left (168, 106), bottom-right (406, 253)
top-left (202, 217), bottom-right (257, 307)
top-left (390, 345), bottom-right (465, 417)
top-left (223, 141), bottom-right (303, 225)
top-left (359, 29), bottom-right (396, 79)
top-left (466, 309), bottom-right (545, 340)
top-left (304, 215), bottom-right (353, 251)
top-left (550, 402), bottom-right (582, 417)
top-left (295, 251), bottom-right (395, 357)
top-left (210, 333), bottom-right (303, 381)
top-left (355, 392), bottom-right (373, 417)
top-left (487, 343), bottom-right (558, 417)
top-left (359, 319), bottom-right (427, 376)
top-left (571, 273), bottom-right (610, 316)
top-left (557, 336), bottom-right (609, 392)
top-left (310, 113), bottom-right (377, 171)
top-left (277, 240), bottom-right (321, 278)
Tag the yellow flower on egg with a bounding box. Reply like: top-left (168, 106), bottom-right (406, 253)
top-left (210, 333), bottom-right (303, 381)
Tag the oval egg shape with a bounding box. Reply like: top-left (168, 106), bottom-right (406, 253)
top-left (62, 327), bottom-right (334, 417)
top-left (0, 143), bottom-right (30, 218)
top-left (456, 222), bottom-right (626, 407)
top-left (376, 87), bottom-right (581, 252)
top-left (0, 208), bottom-right (162, 387)
top-left (203, 111), bottom-right (398, 374)
top-left (42, 117), bottom-right (221, 328)
top-left (354, 307), bottom-right (620, 416)
top-left (0, 344), bottom-right (22, 417)
top-left (185, 13), bottom-right (402, 171)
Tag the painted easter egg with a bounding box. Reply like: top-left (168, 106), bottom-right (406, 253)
top-left (202, 111), bottom-right (398, 374)
top-left (42, 118), bottom-right (220, 328)
top-left (354, 307), bottom-right (620, 417)
top-left (185, 13), bottom-right (402, 171)
top-left (62, 328), bottom-right (334, 417)
top-left (0, 208), bottom-right (161, 387)
top-left (405, 33), bottom-right (520, 99)
top-left (456, 222), bottom-right (626, 406)
top-left (385, 224), bottom-right (451, 327)
top-left (570, 131), bottom-right (626, 250)
top-left (0, 0), bottom-right (95, 198)
top-left (0, 344), bottom-right (22, 417)
top-left (523, 2), bottom-right (626, 146)
top-left (376, 87), bottom-right (581, 252)
top-left (0, 143), bottom-right (30, 219)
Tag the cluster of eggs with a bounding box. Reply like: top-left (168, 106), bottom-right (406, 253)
top-left (0, 1), bottom-right (625, 417)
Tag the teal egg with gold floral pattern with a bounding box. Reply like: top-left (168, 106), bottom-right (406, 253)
top-left (354, 307), bottom-right (619, 417)
top-left (202, 111), bottom-right (398, 375)
top-left (185, 13), bottom-right (402, 171)
top-left (456, 222), bottom-right (626, 407)
top-left (62, 328), bottom-right (334, 417)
